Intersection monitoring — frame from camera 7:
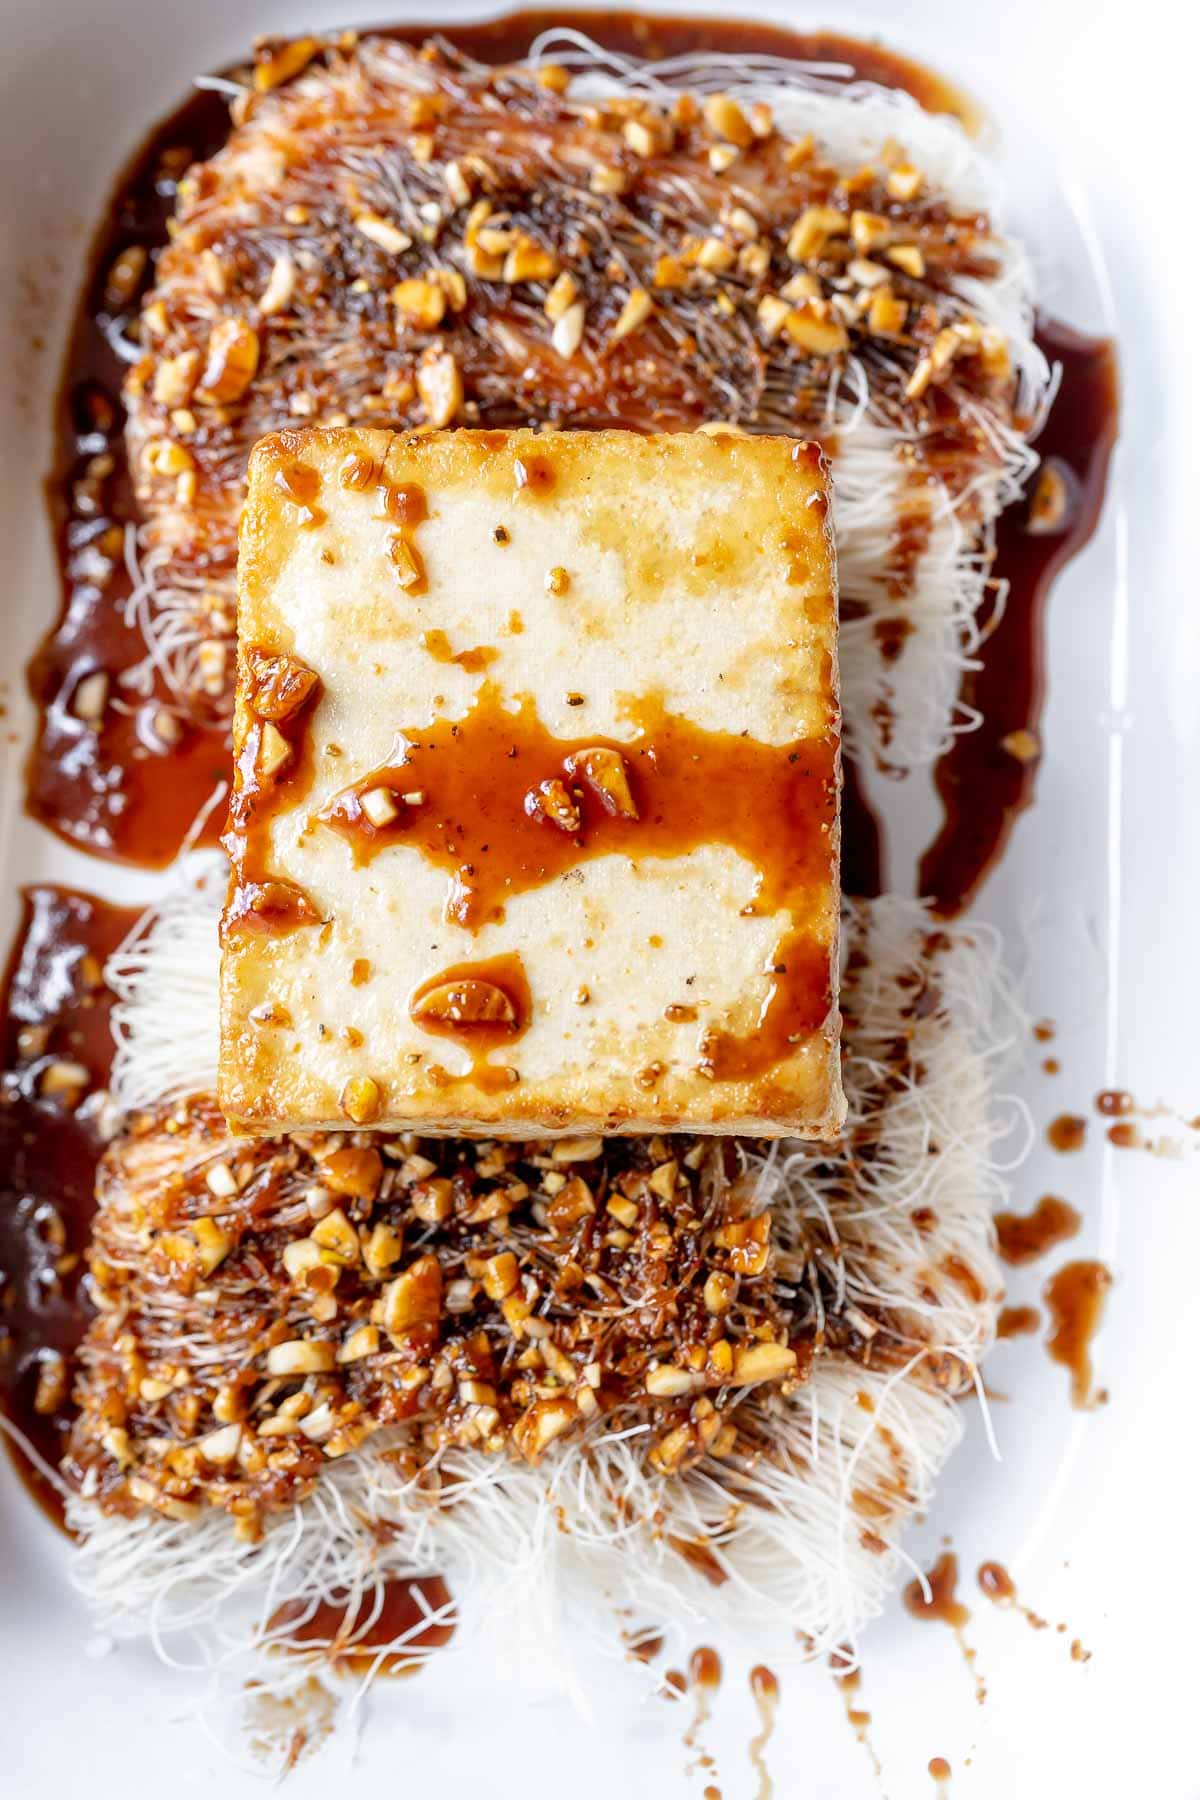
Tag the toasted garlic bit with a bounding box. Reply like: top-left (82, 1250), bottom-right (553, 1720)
top-left (695, 235), bottom-right (735, 273)
top-left (416, 345), bottom-right (463, 426)
top-left (543, 271), bottom-right (579, 321)
top-left (33, 1351), bottom-right (69, 1417)
top-left (867, 287), bottom-right (908, 337)
top-left (197, 316), bottom-right (260, 404)
top-left (412, 979), bottom-right (517, 1028)
top-left (552, 1136), bottom-right (604, 1162)
top-left (254, 36), bottom-right (320, 92)
top-left (887, 243), bottom-right (925, 279)
top-left (551, 302), bottom-right (586, 359)
top-left (340, 1075), bottom-right (382, 1124)
top-left (1027, 462), bottom-right (1072, 535)
top-left (258, 252), bottom-right (297, 315)
top-left (247, 650), bottom-right (319, 720)
top-left (359, 786), bottom-right (400, 827)
top-left (887, 162), bottom-right (924, 201)
top-left (267, 1339), bottom-right (336, 1376)
top-left (71, 670), bottom-right (110, 726)
top-left (152, 349), bottom-right (200, 407)
top-left (502, 234), bottom-right (558, 283)
top-left (590, 164), bottom-right (626, 197)
top-left (783, 302), bottom-right (850, 357)
top-left (525, 777), bottom-right (581, 834)
top-left (786, 205), bottom-right (845, 262)
top-left (703, 93), bottom-right (753, 148)
top-left (545, 565), bottom-right (570, 596)
top-left (382, 1253), bottom-right (443, 1335)
top-left (1000, 727), bottom-right (1040, 763)
top-left (610, 288), bottom-right (653, 342)
top-left (563, 746), bottom-right (638, 819)
top-left (40, 1060), bottom-right (90, 1099)
top-left (104, 245), bottom-right (147, 309)
top-left (646, 1363), bottom-right (704, 1398)
top-left (388, 531), bottom-right (425, 591)
top-left (256, 721), bottom-right (292, 780)
top-left (339, 450), bottom-right (379, 491)
top-left (732, 1342), bottom-right (797, 1385)
top-left (356, 211), bottom-right (413, 255)
top-left (393, 278), bottom-right (446, 329)
top-left (850, 209), bottom-right (892, 254)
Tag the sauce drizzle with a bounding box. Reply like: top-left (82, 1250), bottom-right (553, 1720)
top-left (919, 320), bottom-right (1118, 914)
top-left (1044, 1259), bottom-right (1111, 1408)
top-left (0, 887), bottom-right (136, 1520)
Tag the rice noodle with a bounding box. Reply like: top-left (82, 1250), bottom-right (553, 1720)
top-left (69, 864), bottom-right (1023, 1756)
top-left (120, 31), bottom-right (1050, 774)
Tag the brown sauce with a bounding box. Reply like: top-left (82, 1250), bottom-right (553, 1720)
top-left (30, 87), bottom-right (233, 868)
top-left (840, 756), bottom-right (884, 900)
top-left (626, 1629), bottom-right (665, 1664)
top-left (267, 1574), bottom-right (455, 1676)
top-left (314, 684), bottom-right (837, 1081)
top-left (904, 1553), bottom-right (986, 1702)
top-left (1107, 1122), bottom-right (1142, 1149)
top-left (905, 1551), bottom-right (969, 1629)
top-left (0, 887), bottom-right (136, 1519)
top-left (929, 1757), bottom-right (952, 1787)
top-left (997, 1304), bottom-right (1041, 1339)
top-left (410, 953), bottom-right (532, 1093)
top-left (669, 1534), bottom-right (730, 1587)
top-left (1096, 1089), bottom-right (1134, 1117)
top-left (1044, 1259), bottom-right (1111, 1408)
top-left (748, 1665), bottom-right (780, 1800)
top-left (919, 321), bottom-right (1120, 915)
top-left (830, 1648), bottom-right (883, 1777)
top-left (994, 1194), bottom-right (1081, 1266)
top-left (977, 1560), bottom-right (1015, 1603)
top-left (685, 1646), bottom-right (722, 1753)
top-left (1047, 1113), bottom-right (1088, 1153)
top-left (977, 1560), bottom-right (1049, 1631)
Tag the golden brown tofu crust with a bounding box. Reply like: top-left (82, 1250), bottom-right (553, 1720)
top-left (220, 425), bottom-right (843, 1139)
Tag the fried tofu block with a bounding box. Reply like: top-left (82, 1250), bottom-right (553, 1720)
top-left (220, 426), bottom-right (843, 1138)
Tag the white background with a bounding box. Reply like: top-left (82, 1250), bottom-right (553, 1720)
top-left (2, 2), bottom-right (1199, 1794)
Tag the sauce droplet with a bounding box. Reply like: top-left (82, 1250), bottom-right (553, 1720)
top-left (1044, 1259), bottom-right (1111, 1407)
top-left (1046, 1113), bottom-right (1087, 1153)
top-left (997, 1304), bottom-right (1041, 1338)
top-left (977, 1561), bottom-right (1049, 1630)
top-left (748, 1666), bottom-right (779, 1799)
top-left (994, 1195), bottom-right (1081, 1265)
top-left (685, 1646), bottom-right (722, 1752)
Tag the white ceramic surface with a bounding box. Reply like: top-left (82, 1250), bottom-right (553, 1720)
top-left (2, 2), bottom-right (1198, 1794)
